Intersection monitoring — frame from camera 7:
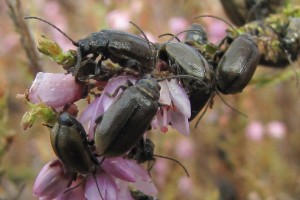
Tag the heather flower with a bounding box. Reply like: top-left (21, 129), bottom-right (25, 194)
top-left (245, 121), bottom-right (265, 142)
top-left (106, 10), bottom-right (131, 31)
top-left (28, 72), bottom-right (84, 109)
top-left (168, 17), bottom-right (189, 41)
top-left (34, 157), bottom-right (157, 200)
top-left (152, 79), bottom-right (191, 136)
top-left (266, 121), bottom-right (286, 139)
top-left (28, 71), bottom-right (190, 199)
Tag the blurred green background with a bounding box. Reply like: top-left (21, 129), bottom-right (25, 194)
top-left (1, 0), bottom-right (300, 199)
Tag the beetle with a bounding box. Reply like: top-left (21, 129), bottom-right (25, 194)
top-left (215, 34), bottom-right (260, 94)
top-left (50, 112), bottom-right (98, 175)
top-left (157, 41), bottom-right (214, 94)
top-left (94, 77), bottom-right (160, 157)
top-left (282, 17), bottom-right (300, 62)
top-left (50, 112), bottom-right (103, 198)
top-left (184, 23), bottom-right (208, 45)
top-left (24, 17), bottom-right (155, 77)
top-left (127, 138), bottom-right (189, 177)
top-left (219, 0), bottom-right (284, 26)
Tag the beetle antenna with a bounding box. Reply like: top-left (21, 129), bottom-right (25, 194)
top-left (284, 49), bottom-right (299, 87)
top-left (246, 1), bottom-right (264, 23)
top-left (194, 93), bottom-right (214, 128)
top-left (129, 21), bottom-right (156, 69)
top-left (129, 22), bottom-right (155, 53)
top-left (215, 91), bottom-right (247, 118)
top-left (64, 178), bottom-right (85, 193)
top-left (92, 174), bottom-right (104, 200)
top-left (194, 15), bottom-right (239, 34)
top-left (160, 29), bottom-right (207, 42)
top-left (154, 154), bottom-right (189, 177)
top-left (158, 33), bottom-right (181, 42)
top-left (156, 75), bottom-right (209, 90)
top-left (194, 90), bottom-right (247, 128)
top-left (24, 16), bottom-right (79, 46)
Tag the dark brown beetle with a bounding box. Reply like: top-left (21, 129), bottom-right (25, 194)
top-left (94, 77), bottom-right (160, 157)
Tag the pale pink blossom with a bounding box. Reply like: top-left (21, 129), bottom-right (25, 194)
top-left (168, 17), bottom-right (189, 40)
top-left (106, 10), bottom-right (131, 31)
top-left (175, 139), bottom-right (195, 158)
top-left (154, 79), bottom-right (191, 136)
top-left (266, 121), bottom-right (286, 139)
top-left (28, 72), bottom-right (84, 109)
top-left (245, 121), bottom-right (265, 141)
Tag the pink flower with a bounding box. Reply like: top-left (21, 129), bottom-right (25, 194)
top-left (153, 79), bottom-right (191, 136)
top-left (28, 72), bottom-right (84, 109)
top-left (34, 158), bottom-right (157, 200)
top-left (106, 10), bottom-right (131, 31)
top-left (175, 138), bottom-right (195, 158)
top-left (245, 121), bottom-right (265, 142)
top-left (177, 176), bottom-right (194, 196)
top-left (206, 19), bottom-right (227, 44)
top-left (266, 121), bottom-right (286, 139)
top-left (168, 17), bottom-right (189, 40)
top-left (33, 159), bottom-right (73, 199)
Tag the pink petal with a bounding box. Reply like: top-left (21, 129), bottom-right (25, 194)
top-left (80, 96), bottom-right (105, 139)
top-left (167, 80), bottom-right (191, 118)
top-left (158, 81), bottom-right (171, 105)
top-left (85, 172), bottom-right (118, 200)
top-left (168, 17), bottom-right (189, 40)
top-left (115, 180), bottom-right (134, 200)
top-left (151, 116), bottom-right (159, 129)
top-left (102, 157), bottom-right (136, 182)
top-left (101, 76), bottom-right (136, 111)
top-left (266, 121), bottom-right (286, 139)
top-left (124, 160), bottom-right (151, 182)
top-left (55, 180), bottom-right (85, 200)
top-left (131, 176), bottom-right (158, 197)
top-left (245, 121), bottom-right (264, 142)
top-left (28, 72), bottom-right (83, 108)
top-left (106, 10), bottom-right (131, 31)
top-left (170, 110), bottom-right (190, 136)
top-left (33, 160), bottom-right (72, 198)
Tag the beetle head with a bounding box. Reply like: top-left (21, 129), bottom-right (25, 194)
top-left (136, 78), bottom-right (160, 101)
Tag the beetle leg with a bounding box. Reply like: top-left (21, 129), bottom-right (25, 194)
top-left (106, 80), bottom-right (134, 97)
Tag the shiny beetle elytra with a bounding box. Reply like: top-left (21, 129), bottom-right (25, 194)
top-left (24, 17), bottom-right (155, 77)
top-left (50, 112), bottom-right (103, 198)
top-left (94, 77), bottom-right (160, 157)
top-left (215, 34), bottom-right (260, 94)
top-left (157, 42), bottom-right (214, 94)
top-left (50, 112), bottom-right (98, 175)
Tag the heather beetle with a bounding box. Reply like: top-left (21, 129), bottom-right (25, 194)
top-left (50, 112), bottom-right (103, 198)
top-left (157, 41), bottom-right (214, 94)
top-left (282, 17), bottom-right (300, 61)
top-left (215, 34), bottom-right (260, 94)
top-left (94, 77), bottom-right (160, 157)
top-left (24, 17), bottom-right (155, 77)
top-left (220, 0), bottom-right (284, 26)
top-left (50, 112), bottom-right (98, 175)
top-left (184, 23), bottom-right (208, 45)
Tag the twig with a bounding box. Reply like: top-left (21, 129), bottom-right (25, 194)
top-left (6, 0), bottom-right (43, 76)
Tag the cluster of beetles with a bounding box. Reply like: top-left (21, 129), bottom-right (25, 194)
top-left (23, 1), bottom-right (300, 199)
